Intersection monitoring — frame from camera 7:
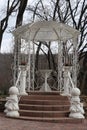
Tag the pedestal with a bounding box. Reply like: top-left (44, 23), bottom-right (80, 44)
top-left (63, 66), bottom-right (72, 95)
top-left (19, 65), bottom-right (28, 95)
top-left (39, 69), bottom-right (52, 92)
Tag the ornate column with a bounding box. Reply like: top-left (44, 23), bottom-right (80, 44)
top-left (32, 41), bottom-right (35, 91)
top-left (27, 40), bottom-right (31, 92)
top-left (13, 37), bottom-right (21, 85)
top-left (19, 65), bottom-right (28, 95)
top-left (58, 40), bottom-right (63, 92)
top-left (63, 66), bottom-right (72, 95)
top-left (72, 38), bottom-right (78, 88)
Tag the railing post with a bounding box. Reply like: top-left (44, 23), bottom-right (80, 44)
top-left (63, 66), bottom-right (72, 95)
top-left (69, 88), bottom-right (85, 118)
top-left (4, 86), bottom-right (20, 117)
top-left (19, 65), bottom-right (28, 95)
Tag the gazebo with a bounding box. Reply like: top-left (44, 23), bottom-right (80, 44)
top-left (12, 21), bottom-right (80, 94)
top-left (4, 21), bottom-right (85, 119)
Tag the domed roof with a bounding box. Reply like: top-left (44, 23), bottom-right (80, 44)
top-left (13, 21), bottom-right (80, 42)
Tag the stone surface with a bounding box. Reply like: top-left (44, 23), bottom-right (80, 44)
top-left (9, 86), bottom-right (19, 95)
top-left (0, 113), bottom-right (87, 130)
top-left (19, 92), bottom-right (70, 121)
top-left (4, 86), bottom-right (19, 117)
top-left (69, 88), bottom-right (85, 118)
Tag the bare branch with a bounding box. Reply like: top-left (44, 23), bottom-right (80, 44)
top-left (77, 0), bottom-right (87, 28)
top-left (67, 0), bottom-right (77, 28)
top-left (33, 0), bottom-right (41, 21)
top-left (53, 0), bottom-right (59, 20)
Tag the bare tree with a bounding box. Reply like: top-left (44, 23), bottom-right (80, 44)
top-left (26, 0), bottom-right (87, 69)
top-left (13, 0), bottom-right (28, 82)
top-left (0, 0), bottom-right (86, 93)
top-left (0, 53), bottom-right (13, 94)
top-left (0, 0), bottom-right (20, 48)
top-left (26, 0), bottom-right (87, 93)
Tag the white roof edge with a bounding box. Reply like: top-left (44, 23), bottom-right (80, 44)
top-left (12, 21), bottom-right (80, 41)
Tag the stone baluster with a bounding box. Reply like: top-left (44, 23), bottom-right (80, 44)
top-left (63, 66), bottom-right (71, 95)
top-left (19, 65), bottom-right (28, 95)
top-left (4, 86), bottom-right (19, 117)
top-left (69, 88), bottom-right (85, 118)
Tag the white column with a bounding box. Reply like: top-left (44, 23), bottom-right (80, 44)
top-left (32, 41), bottom-right (35, 91)
top-left (19, 66), bottom-right (28, 95)
top-left (72, 38), bottom-right (78, 88)
top-left (63, 66), bottom-right (71, 95)
top-left (58, 40), bottom-right (63, 92)
top-left (27, 41), bottom-right (31, 92)
top-left (13, 37), bottom-right (21, 85)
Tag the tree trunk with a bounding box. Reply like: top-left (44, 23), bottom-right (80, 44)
top-left (35, 42), bottom-right (42, 70)
top-left (15, 0), bottom-right (28, 27)
top-left (80, 71), bottom-right (87, 94)
top-left (14, 0), bottom-right (28, 83)
top-left (0, 30), bottom-right (3, 48)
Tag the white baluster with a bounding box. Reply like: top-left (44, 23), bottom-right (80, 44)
top-left (19, 65), bottom-right (28, 95)
top-left (4, 86), bottom-right (20, 117)
top-left (63, 66), bottom-right (72, 95)
top-left (69, 88), bottom-right (85, 119)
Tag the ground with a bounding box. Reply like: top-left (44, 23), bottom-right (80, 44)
top-left (0, 113), bottom-right (87, 130)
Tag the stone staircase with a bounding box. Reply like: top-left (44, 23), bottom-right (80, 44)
top-left (18, 92), bottom-right (83, 123)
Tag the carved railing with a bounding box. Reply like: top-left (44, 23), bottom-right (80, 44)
top-left (15, 66), bottom-right (28, 95)
top-left (67, 71), bottom-right (85, 118)
top-left (67, 71), bottom-right (75, 94)
top-left (15, 70), bottom-right (21, 89)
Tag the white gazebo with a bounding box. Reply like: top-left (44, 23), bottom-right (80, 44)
top-left (12, 21), bottom-right (80, 94)
top-left (5, 21), bottom-right (85, 119)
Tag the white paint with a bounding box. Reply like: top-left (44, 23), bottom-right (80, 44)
top-left (69, 88), bottom-right (85, 118)
top-left (19, 66), bottom-right (28, 95)
top-left (4, 86), bottom-right (20, 117)
top-left (63, 66), bottom-right (71, 95)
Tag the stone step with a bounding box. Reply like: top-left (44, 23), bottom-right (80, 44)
top-left (27, 91), bottom-right (60, 95)
top-left (18, 93), bottom-right (84, 123)
top-left (19, 109), bottom-right (69, 118)
top-left (19, 104), bottom-right (70, 111)
top-left (18, 92), bottom-right (70, 122)
top-left (21, 95), bottom-right (69, 100)
top-left (13, 116), bottom-right (84, 123)
top-left (19, 99), bottom-right (70, 105)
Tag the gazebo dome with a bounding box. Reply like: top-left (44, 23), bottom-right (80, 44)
top-left (13, 21), bottom-right (80, 42)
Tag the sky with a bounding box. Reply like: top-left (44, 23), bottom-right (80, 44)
top-left (0, 0), bottom-right (32, 53)
top-left (0, 0), bottom-right (86, 53)
top-left (0, 0), bottom-right (14, 53)
top-left (0, 0), bottom-right (51, 53)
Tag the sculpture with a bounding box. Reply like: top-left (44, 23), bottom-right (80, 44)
top-left (4, 86), bottom-right (20, 117)
top-left (69, 88), bottom-right (85, 118)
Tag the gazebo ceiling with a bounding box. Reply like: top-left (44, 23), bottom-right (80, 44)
top-left (12, 21), bottom-right (80, 42)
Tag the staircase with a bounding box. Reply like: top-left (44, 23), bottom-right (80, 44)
top-left (18, 92), bottom-right (83, 123)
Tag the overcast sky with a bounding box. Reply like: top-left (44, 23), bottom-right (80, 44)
top-left (0, 0), bottom-right (14, 53)
top-left (0, 0), bottom-right (51, 53)
top-left (0, 0), bottom-right (86, 53)
top-left (0, 0), bottom-right (33, 53)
